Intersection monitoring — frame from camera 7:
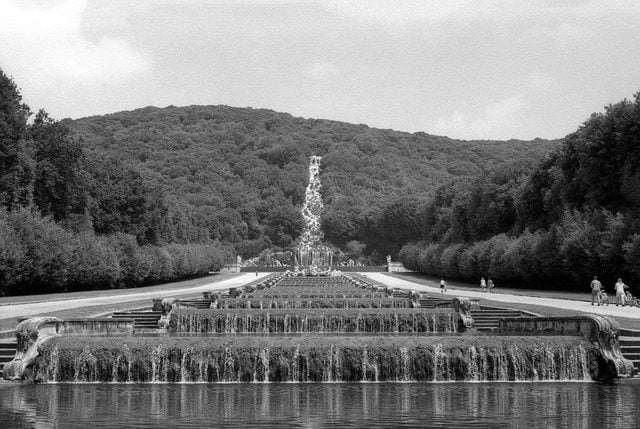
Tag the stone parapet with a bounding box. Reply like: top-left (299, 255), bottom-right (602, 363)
top-left (452, 297), bottom-right (477, 331)
top-left (498, 315), bottom-right (635, 378)
top-left (3, 317), bottom-right (134, 381)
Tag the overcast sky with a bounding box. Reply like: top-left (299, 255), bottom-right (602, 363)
top-left (1, 0), bottom-right (639, 140)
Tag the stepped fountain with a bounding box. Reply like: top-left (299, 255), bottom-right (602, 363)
top-left (3, 271), bottom-right (635, 383)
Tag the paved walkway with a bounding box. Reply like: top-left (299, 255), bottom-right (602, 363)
top-left (0, 273), bottom-right (270, 321)
top-left (366, 273), bottom-right (640, 321)
top-left (2, 271), bottom-right (639, 325)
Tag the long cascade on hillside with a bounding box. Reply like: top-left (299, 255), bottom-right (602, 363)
top-left (297, 156), bottom-right (333, 267)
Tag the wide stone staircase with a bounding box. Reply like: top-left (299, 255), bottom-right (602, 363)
top-left (0, 339), bottom-right (17, 378)
top-left (619, 328), bottom-right (640, 377)
top-left (470, 306), bottom-right (536, 331)
top-left (174, 298), bottom-right (211, 309)
top-left (418, 296), bottom-right (456, 308)
top-left (111, 310), bottom-right (162, 329)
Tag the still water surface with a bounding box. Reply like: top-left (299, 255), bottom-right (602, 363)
top-left (1, 382), bottom-right (639, 428)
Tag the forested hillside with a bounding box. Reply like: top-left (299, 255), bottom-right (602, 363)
top-left (69, 105), bottom-right (557, 260)
top-left (399, 92), bottom-right (640, 294)
top-left (1, 66), bottom-right (561, 296)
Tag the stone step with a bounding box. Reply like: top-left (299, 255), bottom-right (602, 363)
top-left (471, 310), bottom-right (522, 316)
top-left (112, 311), bottom-right (161, 329)
top-left (113, 311), bottom-right (162, 317)
top-left (476, 326), bottom-right (498, 331)
top-left (619, 332), bottom-right (640, 375)
top-left (474, 321), bottom-right (499, 327)
top-left (0, 343), bottom-right (16, 377)
top-left (179, 302), bottom-right (210, 309)
top-left (112, 316), bottom-right (161, 320)
top-left (620, 339), bottom-right (640, 347)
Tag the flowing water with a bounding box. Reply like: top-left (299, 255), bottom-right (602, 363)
top-left (1, 382), bottom-right (639, 428)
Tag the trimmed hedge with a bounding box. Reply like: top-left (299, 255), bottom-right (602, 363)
top-left (0, 207), bottom-right (228, 296)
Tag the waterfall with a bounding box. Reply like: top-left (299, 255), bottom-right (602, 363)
top-left (31, 336), bottom-right (597, 383)
top-left (297, 156), bottom-right (333, 266)
top-left (171, 310), bottom-right (459, 334)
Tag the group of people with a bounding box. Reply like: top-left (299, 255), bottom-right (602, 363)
top-left (590, 276), bottom-right (633, 306)
top-left (480, 277), bottom-right (494, 293)
top-left (438, 277), bottom-right (495, 293)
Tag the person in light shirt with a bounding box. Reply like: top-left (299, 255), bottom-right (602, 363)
top-left (590, 276), bottom-right (602, 306)
top-left (614, 277), bottom-right (627, 306)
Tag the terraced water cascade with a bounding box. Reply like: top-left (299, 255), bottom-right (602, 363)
top-left (5, 272), bottom-right (635, 383)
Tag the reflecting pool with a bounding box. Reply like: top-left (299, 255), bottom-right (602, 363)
top-left (1, 382), bottom-right (640, 428)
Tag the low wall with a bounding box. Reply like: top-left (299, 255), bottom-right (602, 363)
top-left (388, 262), bottom-right (412, 273)
top-left (498, 315), bottom-right (635, 379)
top-left (241, 266), bottom-right (387, 273)
top-left (3, 317), bottom-right (134, 381)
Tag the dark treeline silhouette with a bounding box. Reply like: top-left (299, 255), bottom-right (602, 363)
top-left (399, 93), bottom-right (640, 295)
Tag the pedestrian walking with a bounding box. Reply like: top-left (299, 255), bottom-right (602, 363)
top-left (487, 278), bottom-right (494, 293)
top-left (480, 277), bottom-right (486, 292)
top-left (615, 277), bottom-right (627, 306)
top-left (590, 276), bottom-right (602, 306)
top-left (440, 279), bottom-right (447, 293)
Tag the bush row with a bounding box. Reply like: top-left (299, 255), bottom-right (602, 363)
top-left (0, 208), bottom-right (228, 296)
top-left (399, 212), bottom-right (640, 294)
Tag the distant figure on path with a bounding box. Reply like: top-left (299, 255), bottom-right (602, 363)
top-left (615, 277), bottom-right (627, 306)
top-left (487, 278), bottom-right (494, 293)
top-left (480, 277), bottom-right (487, 292)
top-left (440, 279), bottom-right (447, 293)
top-left (591, 276), bottom-right (602, 306)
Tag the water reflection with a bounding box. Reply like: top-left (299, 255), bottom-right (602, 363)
top-left (1, 382), bottom-right (639, 428)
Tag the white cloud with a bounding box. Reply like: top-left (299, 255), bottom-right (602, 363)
top-left (430, 95), bottom-right (527, 140)
top-left (323, 0), bottom-right (469, 27)
top-left (0, 0), bottom-right (151, 89)
top-left (323, 0), bottom-right (640, 28)
top-left (527, 71), bottom-right (561, 92)
top-left (303, 62), bottom-right (341, 80)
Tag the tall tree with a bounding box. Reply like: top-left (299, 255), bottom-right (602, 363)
top-left (0, 69), bottom-right (33, 209)
top-left (29, 110), bottom-right (86, 221)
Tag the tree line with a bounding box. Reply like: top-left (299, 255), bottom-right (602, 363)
top-left (398, 93), bottom-right (640, 294)
top-left (0, 70), bottom-right (227, 296)
top-left (1, 65), bottom-right (561, 296)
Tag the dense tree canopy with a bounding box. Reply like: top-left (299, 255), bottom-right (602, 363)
top-left (1, 66), bottom-right (568, 296)
top-left (69, 105), bottom-right (556, 261)
top-left (400, 92), bottom-right (640, 294)
top-left (0, 71), bottom-right (228, 296)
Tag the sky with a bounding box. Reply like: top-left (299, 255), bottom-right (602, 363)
top-left (1, 0), bottom-right (639, 141)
